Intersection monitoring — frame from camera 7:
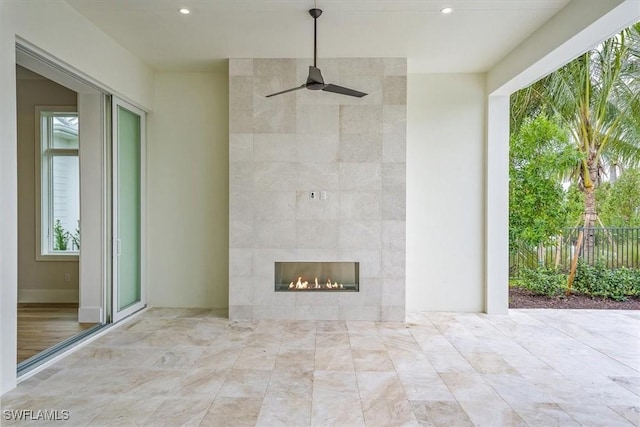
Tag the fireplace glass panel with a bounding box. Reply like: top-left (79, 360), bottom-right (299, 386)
top-left (275, 262), bottom-right (359, 291)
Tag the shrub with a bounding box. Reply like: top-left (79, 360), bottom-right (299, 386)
top-left (520, 266), bottom-right (566, 297)
top-left (573, 261), bottom-right (640, 301)
top-left (53, 219), bottom-right (69, 251)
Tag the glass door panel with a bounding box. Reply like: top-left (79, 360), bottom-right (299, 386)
top-left (112, 98), bottom-right (145, 321)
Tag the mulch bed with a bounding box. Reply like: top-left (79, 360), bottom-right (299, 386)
top-left (509, 286), bottom-right (640, 310)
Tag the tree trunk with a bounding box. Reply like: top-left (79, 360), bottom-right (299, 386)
top-left (566, 229), bottom-right (584, 295)
top-left (583, 185), bottom-right (597, 259)
top-left (582, 157), bottom-right (599, 259)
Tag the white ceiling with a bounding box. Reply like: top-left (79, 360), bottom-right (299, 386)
top-left (64, 0), bottom-right (572, 73)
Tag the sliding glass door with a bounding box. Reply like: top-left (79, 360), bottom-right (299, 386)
top-left (112, 98), bottom-right (145, 322)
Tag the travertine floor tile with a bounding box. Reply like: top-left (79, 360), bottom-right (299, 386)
top-left (89, 397), bottom-right (164, 426)
top-left (234, 346), bottom-right (279, 370)
top-left (217, 369), bottom-right (271, 398)
top-left (397, 371), bottom-right (455, 401)
top-left (511, 402), bottom-right (582, 426)
top-left (150, 346), bottom-right (205, 369)
top-left (608, 405), bottom-right (640, 425)
top-left (194, 343), bottom-right (243, 370)
top-left (266, 369), bottom-right (313, 399)
top-left (173, 368), bottom-right (228, 397)
top-left (200, 397), bottom-right (263, 426)
top-left (361, 399), bottom-right (418, 427)
top-left (560, 404), bottom-right (636, 427)
top-left (311, 397), bottom-right (365, 427)
top-left (314, 347), bottom-right (354, 371)
top-left (256, 397), bottom-right (312, 426)
top-left (458, 399), bottom-right (526, 427)
top-left (143, 397), bottom-right (213, 426)
top-left (313, 370), bottom-right (359, 399)
top-left (1, 309), bottom-right (638, 426)
top-left (352, 349), bottom-right (395, 371)
top-left (439, 372), bottom-right (503, 402)
top-left (410, 400), bottom-right (474, 427)
top-left (274, 348), bottom-right (315, 371)
top-left (356, 371), bottom-right (407, 400)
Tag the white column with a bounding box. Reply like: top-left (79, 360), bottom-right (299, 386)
top-left (485, 95), bottom-right (509, 314)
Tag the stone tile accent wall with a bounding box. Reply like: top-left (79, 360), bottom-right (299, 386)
top-left (228, 58), bottom-right (406, 321)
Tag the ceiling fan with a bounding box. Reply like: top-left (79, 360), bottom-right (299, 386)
top-left (266, 8), bottom-right (367, 98)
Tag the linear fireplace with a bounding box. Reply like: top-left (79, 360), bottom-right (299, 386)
top-left (275, 262), bottom-right (359, 292)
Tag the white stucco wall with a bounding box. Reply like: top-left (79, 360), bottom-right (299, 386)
top-left (406, 73), bottom-right (486, 312)
top-left (146, 72), bottom-right (230, 308)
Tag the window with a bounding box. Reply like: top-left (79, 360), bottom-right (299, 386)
top-left (36, 107), bottom-right (80, 259)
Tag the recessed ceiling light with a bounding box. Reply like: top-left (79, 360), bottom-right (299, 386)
top-left (179, 8), bottom-right (190, 15)
top-left (440, 7), bottom-right (453, 14)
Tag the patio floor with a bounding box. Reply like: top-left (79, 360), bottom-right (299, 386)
top-left (2, 308), bottom-right (639, 426)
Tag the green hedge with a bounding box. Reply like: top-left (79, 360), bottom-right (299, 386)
top-left (519, 262), bottom-right (640, 300)
top-left (520, 267), bottom-right (567, 297)
top-left (573, 261), bottom-right (640, 301)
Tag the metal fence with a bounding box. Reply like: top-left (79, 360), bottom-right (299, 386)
top-left (509, 227), bottom-right (640, 278)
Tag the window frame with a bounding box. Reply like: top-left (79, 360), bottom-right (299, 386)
top-left (35, 106), bottom-right (80, 261)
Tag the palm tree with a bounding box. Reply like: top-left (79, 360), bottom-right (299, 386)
top-left (518, 22), bottom-right (640, 234)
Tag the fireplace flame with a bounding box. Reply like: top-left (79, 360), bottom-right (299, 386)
top-left (288, 275), bottom-right (344, 290)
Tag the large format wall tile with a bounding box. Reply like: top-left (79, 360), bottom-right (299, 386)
top-left (339, 163), bottom-right (382, 191)
top-left (340, 105), bottom-right (383, 135)
top-left (296, 134), bottom-right (339, 162)
top-left (229, 58), bottom-right (406, 321)
top-left (339, 133), bottom-right (383, 163)
top-left (297, 105), bottom-right (340, 135)
top-left (229, 76), bottom-right (253, 133)
top-left (253, 134), bottom-right (296, 162)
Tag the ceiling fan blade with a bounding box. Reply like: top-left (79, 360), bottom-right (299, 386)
top-left (307, 66), bottom-right (324, 84)
top-left (322, 84), bottom-right (367, 98)
top-left (265, 83), bottom-right (307, 98)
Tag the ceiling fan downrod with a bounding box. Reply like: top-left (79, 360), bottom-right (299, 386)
top-left (309, 8), bottom-right (322, 68)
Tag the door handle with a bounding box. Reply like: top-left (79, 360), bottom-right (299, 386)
top-left (116, 238), bottom-right (122, 256)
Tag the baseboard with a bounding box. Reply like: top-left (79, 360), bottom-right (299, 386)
top-left (78, 306), bottom-right (102, 323)
top-left (18, 289), bottom-right (79, 304)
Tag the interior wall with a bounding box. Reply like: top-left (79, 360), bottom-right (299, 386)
top-left (146, 71), bottom-right (229, 308)
top-left (406, 73), bottom-right (486, 312)
top-left (16, 69), bottom-right (79, 303)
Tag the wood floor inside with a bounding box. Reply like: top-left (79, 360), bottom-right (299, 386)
top-left (17, 304), bottom-right (98, 364)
